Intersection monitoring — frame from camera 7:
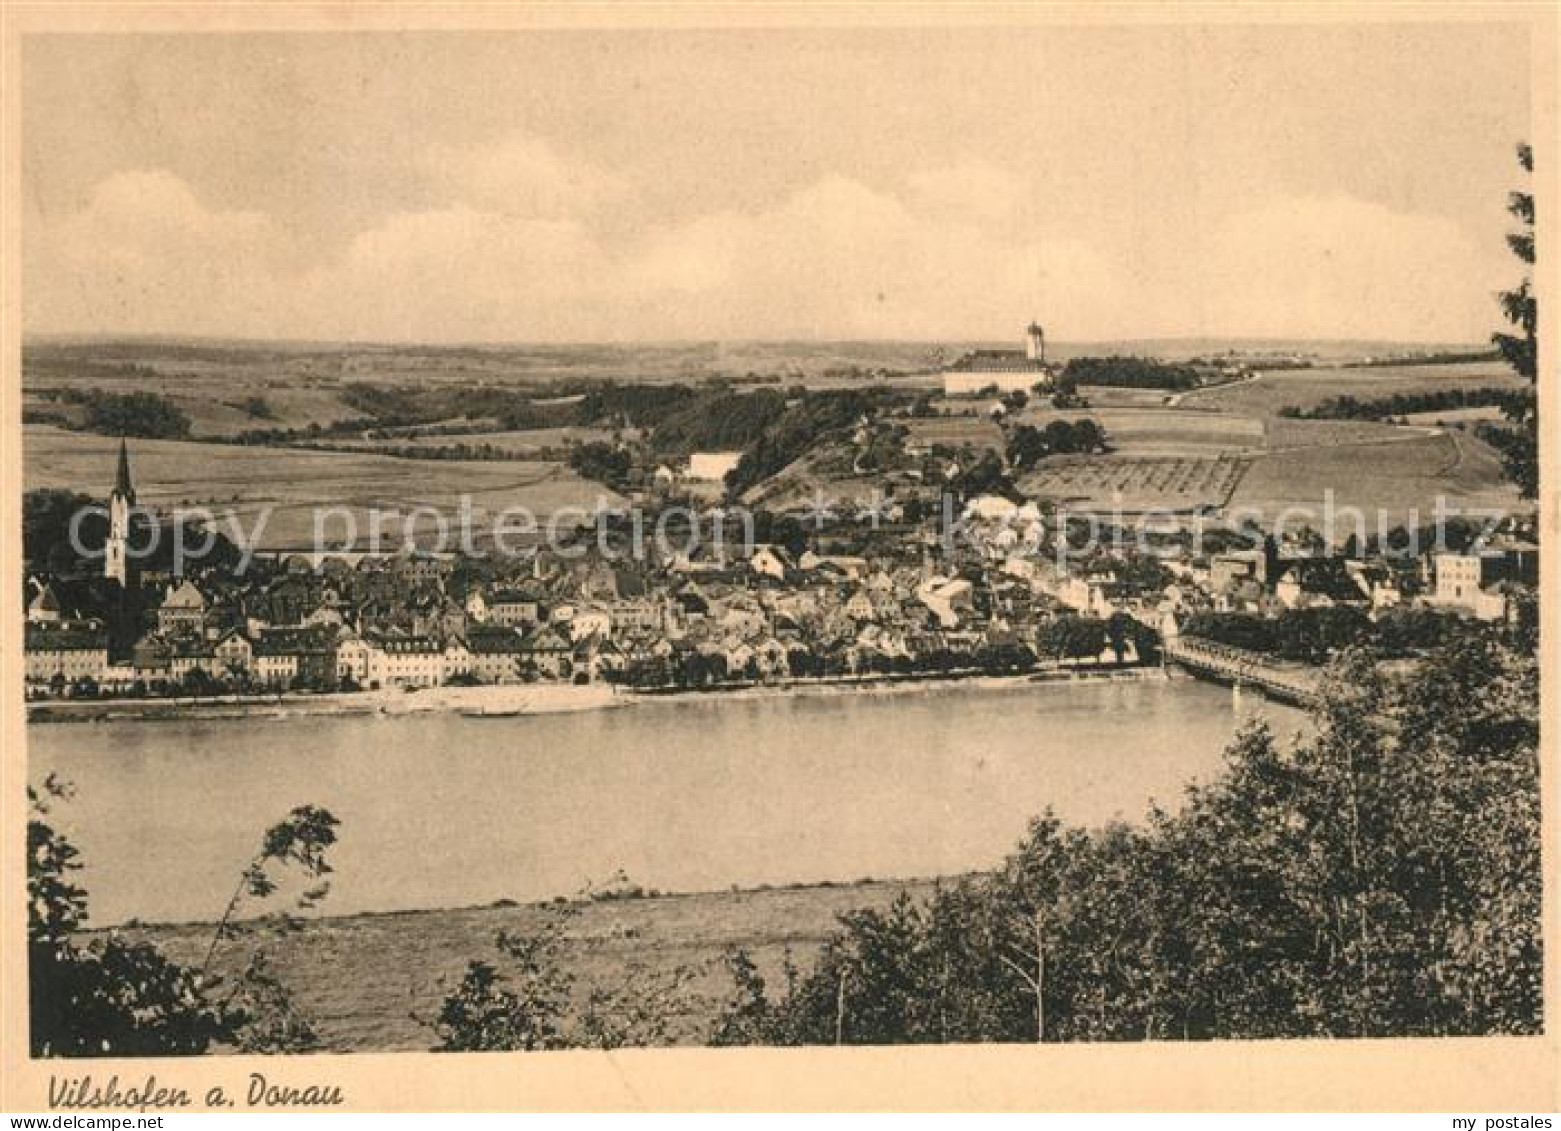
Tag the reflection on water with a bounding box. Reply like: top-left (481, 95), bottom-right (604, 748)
top-left (28, 679), bottom-right (1307, 926)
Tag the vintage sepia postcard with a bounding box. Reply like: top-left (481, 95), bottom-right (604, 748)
top-left (2, 1), bottom-right (1557, 1114)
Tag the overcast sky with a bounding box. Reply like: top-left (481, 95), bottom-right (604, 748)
top-left (21, 23), bottom-right (1532, 344)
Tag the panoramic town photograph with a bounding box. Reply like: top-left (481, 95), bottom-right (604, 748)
top-left (14, 15), bottom-right (1543, 1085)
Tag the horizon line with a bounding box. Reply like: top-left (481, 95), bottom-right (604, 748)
top-left (21, 331), bottom-right (1494, 352)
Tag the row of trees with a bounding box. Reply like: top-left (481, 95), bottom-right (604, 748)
top-left (650, 388), bottom-right (790, 456)
top-left (558, 385), bottom-right (903, 497)
top-left (1060, 357), bottom-right (1205, 391)
top-left (335, 381), bottom-right (568, 432)
top-left (1277, 385), bottom-right (1533, 422)
top-left (1181, 604), bottom-right (1531, 664)
top-left (1005, 419), bottom-right (1109, 472)
top-left (567, 440), bottom-right (635, 491)
top-left (1476, 420), bottom-right (1539, 500)
top-left (31, 664), bottom-right (359, 703)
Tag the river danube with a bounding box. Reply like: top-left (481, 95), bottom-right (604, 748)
top-left (30, 678), bottom-right (1306, 926)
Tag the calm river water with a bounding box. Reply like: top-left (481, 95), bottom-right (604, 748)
top-left (29, 678), bottom-right (1306, 926)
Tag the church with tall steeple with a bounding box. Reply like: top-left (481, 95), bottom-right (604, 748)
top-left (104, 438), bottom-right (135, 586)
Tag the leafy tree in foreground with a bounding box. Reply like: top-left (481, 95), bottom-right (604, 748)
top-left (713, 637), bottom-right (1540, 1043)
top-left (429, 901), bottom-right (711, 1051)
top-left (201, 804), bottom-right (339, 975)
top-left (431, 908), bottom-right (577, 1052)
top-left (28, 779), bottom-right (338, 1057)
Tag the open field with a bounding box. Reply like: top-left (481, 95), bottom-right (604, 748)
top-left (1229, 429), bottom-right (1521, 532)
top-left (908, 408), bottom-right (1424, 460)
top-left (1021, 455), bottom-right (1251, 513)
top-left (935, 385), bottom-right (1180, 410)
top-left (1020, 408), bottom-right (1265, 456)
top-left (108, 878), bottom-right (933, 1052)
top-left (26, 338), bottom-right (1491, 411)
top-left (820, 402), bottom-right (1501, 520)
top-left (903, 415), bottom-right (1006, 450)
top-left (25, 377), bottom-right (370, 438)
top-left (174, 386), bottom-right (369, 436)
top-left (1260, 416), bottom-right (1421, 450)
top-left (1005, 411), bottom-right (1515, 521)
top-left (1176, 361), bottom-right (1525, 417)
top-left (25, 426), bottom-right (621, 549)
top-left (1400, 406), bottom-right (1509, 426)
top-left (1073, 385), bottom-right (1180, 408)
top-left (25, 340), bottom-right (1528, 543)
top-left (908, 408), bottom-right (1268, 459)
top-left (24, 337), bottom-right (954, 392)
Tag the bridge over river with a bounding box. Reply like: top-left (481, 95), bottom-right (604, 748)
top-left (1163, 635), bottom-right (1322, 709)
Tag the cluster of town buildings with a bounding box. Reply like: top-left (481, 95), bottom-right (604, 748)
top-left (22, 441), bottom-right (1540, 698)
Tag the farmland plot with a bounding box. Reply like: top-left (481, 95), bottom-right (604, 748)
top-left (24, 426), bottom-right (621, 549)
top-left (1021, 455), bottom-right (1251, 512)
top-left (903, 415), bottom-right (1005, 451)
top-left (1178, 361), bottom-right (1525, 417)
top-left (1017, 408), bottom-right (1265, 456)
top-left (1229, 430), bottom-right (1522, 533)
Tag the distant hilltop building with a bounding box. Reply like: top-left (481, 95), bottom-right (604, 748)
top-left (943, 322), bottom-right (1056, 396)
top-left (105, 439), bottom-right (135, 586)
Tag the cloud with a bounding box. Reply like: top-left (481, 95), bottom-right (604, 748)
top-left (25, 170), bottom-right (296, 337)
top-left (422, 131), bottom-right (626, 219)
top-left (28, 162), bottom-right (1116, 341)
top-left (906, 161), bottom-right (1030, 226)
top-left (606, 174), bottom-right (1116, 340)
top-left (24, 164), bottom-right (1501, 344)
top-left (299, 207), bottom-right (612, 342)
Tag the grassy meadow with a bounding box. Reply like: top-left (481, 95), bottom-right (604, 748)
top-left (25, 426), bottom-right (621, 549)
top-left (1228, 428), bottom-right (1518, 530)
top-left (1019, 407), bottom-right (1265, 456)
top-left (115, 879), bottom-right (934, 1053)
top-left (1176, 360), bottom-right (1524, 416)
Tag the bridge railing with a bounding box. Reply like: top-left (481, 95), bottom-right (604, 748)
top-left (1164, 635), bottom-right (1321, 704)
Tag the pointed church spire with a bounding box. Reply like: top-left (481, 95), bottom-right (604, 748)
top-left (113, 437), bottom-right (135, 502)
top-left (106, 439), bottom-right (134, 586)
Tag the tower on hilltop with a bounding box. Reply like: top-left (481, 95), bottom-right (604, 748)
top-left (1026, 321), bottom-right (1046, 363)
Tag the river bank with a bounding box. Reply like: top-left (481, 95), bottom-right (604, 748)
top-left (26, 663), bottom-right (1170, 724)
top-left (102, 877), bottom-right (941, 1052)
top-left (25, 681), bottom-right (622, 724)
